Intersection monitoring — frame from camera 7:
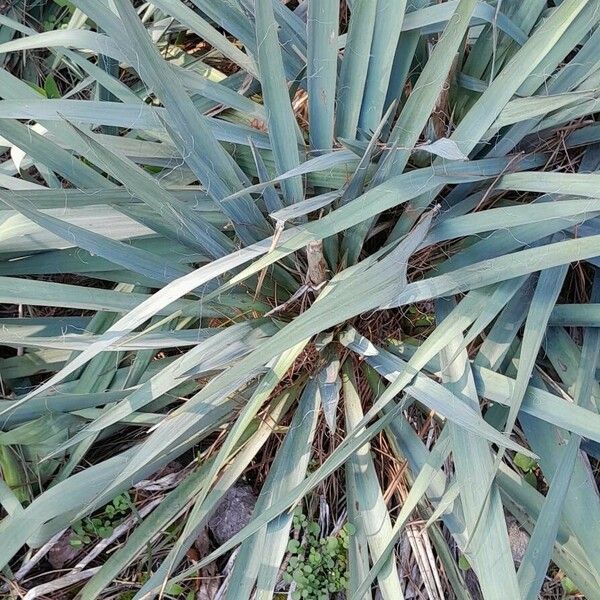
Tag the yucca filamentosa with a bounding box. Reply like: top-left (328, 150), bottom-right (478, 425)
top-left (0, 1), bottom-right (599, 598)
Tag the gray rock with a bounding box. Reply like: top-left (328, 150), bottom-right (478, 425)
top-left (507, 516), bottom-right (530, 563)
top-left (48, 532), bottom-right (81, 570)
top-left (207, 484), bottom-right (257, 545)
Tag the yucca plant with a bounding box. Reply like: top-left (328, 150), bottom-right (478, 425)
top-left (0, 0), bottom-right (599, 598)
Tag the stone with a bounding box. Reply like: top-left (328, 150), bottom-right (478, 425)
top-left (207, 484), bottom-right (257, 545)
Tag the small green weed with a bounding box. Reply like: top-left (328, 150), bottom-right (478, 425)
top-left (69, 492), bottom-right (131, 547)
top-left (284, 512), bottom-right (354, 600)
top-left (514, 452), bottom-right (539, 488)
top-left (561, 576), bottom-right (579, 596)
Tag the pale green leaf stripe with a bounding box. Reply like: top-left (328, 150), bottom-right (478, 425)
top-left (62, 121), bottom-right (235, 258)
top-left (380, 0), bottom-right (479, 178)
top-left (350, 431), bottom-right (452, 600)
top-left (358, 0), bottom-right (407, 136)
top-left (436, 298), bottom-right (519, 599)
top-left (0, 317), bottom-right (91, 337)
top-left (336, 0), bottom-right (377, 139)
top-left (112, 0), bottom-right (260, 221)
top-left (0, 328), bottom-right (216, 352)
top-left (0, 390), bottom-right (135, 426)
top-left (451, 0), bottom-right (593, 154)
top-left (0, 188), bottom-right (212, 210)
top-left (0, 478), bottom-right (22, 517)
top-left (424, 198), bottom-right (600, 246)
top-left (0, 172), bottom-right (45, 190)
top-left (255, 0), bottom-right (304, 205)
top-left (0, 206), bottom-right (155, 254)
top-left (227, 379), bottom-right (320, 600)
top-left (434, 213), bottom-right (594, 276)
top-left (343, 364), bottom-right (404, 600)
top-left (0, 119), bottom-right (112, 189)
top-left (270, 190), bottom-right (340, 223)
top-left (307, 0), bottom-right (339, 153)
top-left (491, 90), bottom-right (597, 132)
top-left (0, 348), bottom-right (72, 381)
top-left (350, 337), bottom-right (600, 448)
top-left (517, 434), bottom-right (580, 599)
top-left (100, 205), bottom-right (229, 266)
top-left (38, 322), bottom-right (277, 458)
top-left (0, 100), bottom-right (271, 147)
top-left (497, 171), bottom-right (600, 197)
top-left (0, 276), bottom-right (203, 317)
top-left (0, 29), bottom-right (125, 61)
top-left (0, 238), bottom-right (207, 277)
top-left (548, 303), bottom-right (600, 327)
top-left (0, 193), bottom-right (194, 285)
